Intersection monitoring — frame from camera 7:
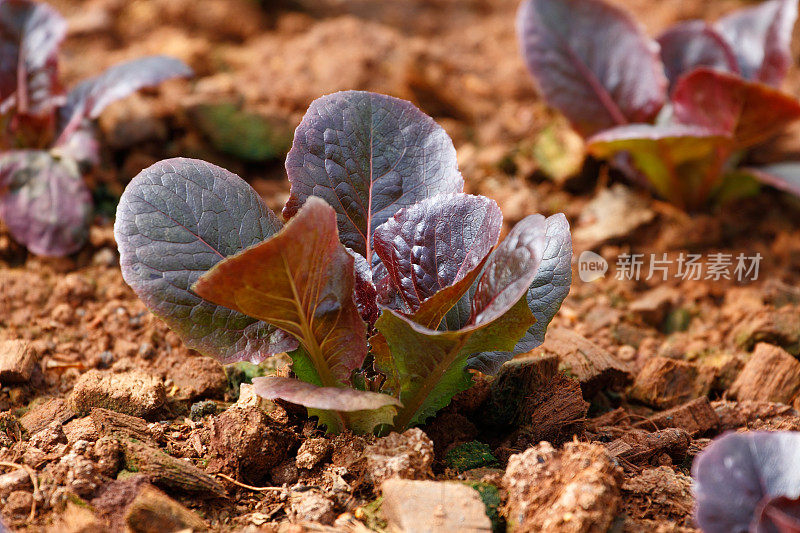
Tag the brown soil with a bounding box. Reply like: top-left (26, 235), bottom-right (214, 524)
top-left (3, 0), bottom-right (800, 531)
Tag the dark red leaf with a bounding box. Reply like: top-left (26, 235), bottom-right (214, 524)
top-left (372, 193), bottom-right (502, 323)
top-left (57, 56), bottom-right (192, 145)
top-left (0, 0), bottom-right (66, 114)
top-left (693, 431), bottom-right (800, 533)
top-left (283, 91), bottom-right (463, 265)
top-left (193, 197), bottom-right (368, 387)
top-left (657, 20), bottom-right (738, 90)
top-left (516, 0), bottom-right (666, 137)
top-left (755, 496), bottom-right (800, 533)
top-left (348, 248), bottom-right (380, 329)
top-left (672, 68), bottom-right (800, 149)
top-left (715, 0), bottom-right (798, 87)
top-left (0, 150), bottom-right (90, 256)
top-left (114, 158), bottom-right (297, 364)
top-left (466, 212), bottom-right (572, 373)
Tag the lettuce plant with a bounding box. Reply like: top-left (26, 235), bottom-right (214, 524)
top-left (693, 431), bottom-right (800, 533)
top-left (0, 0), bottom-right (192, 256)
top-left (115, 91), bottom-right (573, 434)
top-left (517, 0), bottom-right (800, 209)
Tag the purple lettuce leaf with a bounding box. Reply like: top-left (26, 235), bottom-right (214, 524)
top-left (114, 158), bottom-right (297, 364)
top-left (56, 56), bottom-right (192, 146)
top-left (192, 197), bottom-right (368, 388)
top-left (372, 193), bottom-right (502, 325)
top-left (672, 68), bottom-right (800, 150)
top-left (348, 248), bottom-right (380, 329)
top-left (0, 0), bottom-right (66, 115)
top-left (253, 376), bottom-right (400, 434)
top-left (693, 431), bottom-right (800, 533)
top-left (467, 213), bottom-right (572, 374)
top-left (657, 20), bottom-right (739, 90)
top-left (587, 122), bottom-right (732, 208)
top-left (283, 91), bottom-right (464, 266)
top-left (745, 163), bottom-right (800, 198)
top-left (0, 150), bottom-right (91, 256)
top-left (516, 0), bottom-right (667, 137)
top-left (754, 496), bottom-right (800, 533)
top-left (715, 0), bottom-right (798, 87)
top-left (192, 197), bottom-right (374, 434)
top-left (375, 214), bottom-right (554, 428)
top-left (51, 122), bottom-right (100, 168)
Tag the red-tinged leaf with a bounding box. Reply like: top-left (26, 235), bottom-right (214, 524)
top-left (657, 20), bottom-right (738, 89)
top-left (283, 91), bottom-right (463, 266)
top-left (0, 150), bottom-right (90, 256)
top-left (755, 496), bottom-right (800, 533)
top-left (254, 376), bottom-right (401, 434)
top-left (57, 56), bottom-right (192, 145)
top-left (253, 376), bottom-right (400, 411)
top-left (348, 248), bottom-right (380, 329)
top-left (51, 123), bottom-right (100, 168)
top-left (745, 164), bottom-right (800, 198)
top-left (588, 123), bottom-right (732, 208)
top-left (372, 194), bottom-right (502, 324)
top-left (375, 214), bottom-right (549, 428)
top-left (114, 158), bottom-right (297, 365)
top-left (193, 197), bottom-right (368, 387)
top-left (516, 0), bottom-right (667, 137)
top-left (693, 431), bottom-right (800, 533)
top-left (715, 0), bottom-right (798, 87)
top-left (466, 213), bottom-right (572, 374)
top-left (0, 0), bottom-right (66, 114)
top-left (672, 68), bottom-right (800, 149)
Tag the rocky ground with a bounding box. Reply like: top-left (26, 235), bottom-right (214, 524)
top-left (2, 0), bottom-right (800, 531)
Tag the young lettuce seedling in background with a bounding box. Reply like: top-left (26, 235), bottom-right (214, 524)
top-left (0, 0), bottom-right (192, 256)
top-left (115, 91), bottom-right (573, 434)
top-left (693, 431), bottom-right (800, 532)
top-left (517, 0), bottom-right (800, 209)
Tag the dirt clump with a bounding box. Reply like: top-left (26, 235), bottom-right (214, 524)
top-left (207, 405), bottom-right (297, 485)
top-left (363, 428), bottom-right (434, 486)
top-left (503, 441), bottom-right (623, 533)
top-left (296, 437), bottom-right (332, 470)
top-left (381, 478), bottom-right (492, 532)
top-left (69, 370), bottom-right (166, 418)
top-left (167, 356), bottom-right (228, 401)
top-left (288, 489), bottom-right (336, 525)
top-left (0, 340), bottom-right (39, 384)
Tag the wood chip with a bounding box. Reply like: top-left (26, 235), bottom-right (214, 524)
top-left (633, 397), bottom-right (719, 436)
top-left (19, 398), bottom-right (75, 435)
top-left (90, 408), bottom-right (159, 447)
top-left (542, 328), bottom-right (632, 396)
top-left (123, 441), bottom-right (226, 497)
top-left (729, 343), bottom-right (800, 408)
top-left (605, 428), bottom-right (691, 468)
top-left (628, 357), bottom-right (713, 408)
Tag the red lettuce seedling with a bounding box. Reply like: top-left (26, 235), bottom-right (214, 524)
top-left (115, 91), bottom-right (573, 434)
top-left (517, 0), bottom-right (800, 209)
top-left (693, 431), bottom-right (800, 533)
top-left (0, 0), bottom-right (192, 256)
